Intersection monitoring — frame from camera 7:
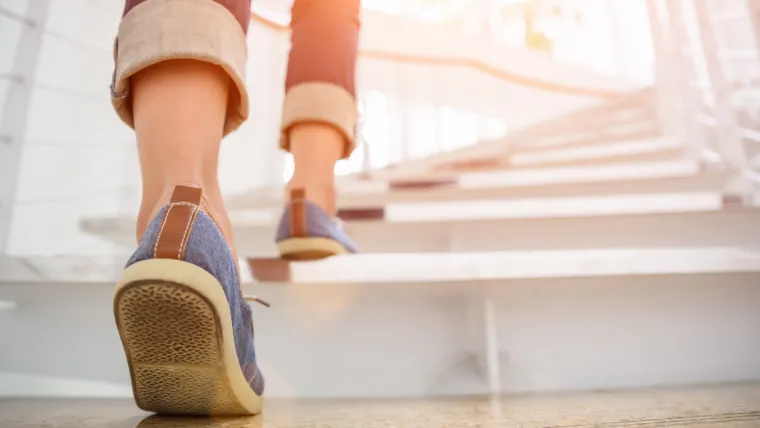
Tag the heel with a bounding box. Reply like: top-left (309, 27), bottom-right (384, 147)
top-left (114, 259), bottom-right (262, 416)
top-left (278, 188), bottom-right (349, 260)
top-left (277, 237), bottom-right (349, 260)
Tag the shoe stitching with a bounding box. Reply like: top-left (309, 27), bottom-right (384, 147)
top-left (153, 205), bottom-right (173, 258)
top-left (177, 202), bottom-right (201, 259)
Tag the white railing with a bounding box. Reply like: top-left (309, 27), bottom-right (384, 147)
top-left (648, 0), bottom-right (760, 203)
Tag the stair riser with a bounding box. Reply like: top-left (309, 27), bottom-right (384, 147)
top-left (335, 176), bottom-right (724, 208)
top-left (2, 276), bottom-right (759, 398)
top-left (83, 209), bottom-right (760, 255)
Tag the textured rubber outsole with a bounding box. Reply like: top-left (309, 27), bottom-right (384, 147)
top-left (277, 237), bottom-right (348, 261)
top-left (115, 259), bottom-right (262, 416)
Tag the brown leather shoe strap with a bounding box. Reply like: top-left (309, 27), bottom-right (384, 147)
top-left (154, 186), bottom-right (203, 260)
top-left (289, 188), bottom-right (307, 238)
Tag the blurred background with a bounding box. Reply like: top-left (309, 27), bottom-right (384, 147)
top-left (1, 0), bottom-right (760, 411)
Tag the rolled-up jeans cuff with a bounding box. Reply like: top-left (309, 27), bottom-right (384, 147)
top-left (279, 82), bottom-right (357, 159)
top-left (110, 0), bottom-right (249, 136)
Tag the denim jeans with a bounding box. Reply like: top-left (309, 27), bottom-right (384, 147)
top-left (112, 0), bottom-right (360, 158)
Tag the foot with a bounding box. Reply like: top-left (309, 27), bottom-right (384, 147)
top-left (275, 188), bottom-right (358, 260)
top-left (115, 185), bottom-right (265, 416)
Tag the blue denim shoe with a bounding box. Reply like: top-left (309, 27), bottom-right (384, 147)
top-left (275, 188), bottom-right (358, 260)
top-left (114, 186), bottom-right (265, 416)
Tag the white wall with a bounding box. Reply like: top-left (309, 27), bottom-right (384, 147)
top-left (1, 0), bottom-right (132, 257)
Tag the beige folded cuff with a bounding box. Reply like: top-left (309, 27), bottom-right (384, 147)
top-left (280, 82), bottom-right (357, 159)
top-left (110, 0), bottom-right (249, 136)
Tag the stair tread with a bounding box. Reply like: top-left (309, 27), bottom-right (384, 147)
top-left (82, 193), bottom-right (728, 234)
top-left (340, 159), bottom-right (710, 192)
top-left (378, 191), bottom-right (724, 222)
top-left (5, 245), bottom-right (760, 285)
top-left (511, 137), bottom-right (683, 166)
top-left (227, 165), bottom-right (724, 211)
top-left (248, 246), bottom-right (760, 283)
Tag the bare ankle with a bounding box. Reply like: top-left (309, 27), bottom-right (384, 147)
top-left (285, 123), bottom-right (344, 215)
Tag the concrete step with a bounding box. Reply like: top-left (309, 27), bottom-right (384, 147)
top-left (79, 193), bottom-right (745, 255)
top-left (228, 158), bottom-right (721, 210)
top-left (2, 253), bottom-right (759, 399)
top-left (344, 162), bottom-right (724, 208)
top-left (513, 113), bottom-right (658, 149)
top-left (247, 246), bottom-right (760, 283)
top-left (499, 120), bottom-right (660, 156)
top-left (436, 123), bottom-right (662, 173)
top-left (345, 131), bottom-right (669, 183)
top-left (245, 206), bottom-right (760, 254)
top-left (508, 137), bottom-right (685, 168)
top-left (345, 158), bottom-right (700, 191)
top-left (360, 192), bottom-right (725, 222)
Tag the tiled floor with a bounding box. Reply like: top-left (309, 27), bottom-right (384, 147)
top-left (1, 383), bottom-right (759, 428)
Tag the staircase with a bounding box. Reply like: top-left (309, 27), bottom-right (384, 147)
top-left (1, 0), bottom-right (760, 406)
top-left (70, 84), bottom-right (760, 399)
top-left (81, 89), bottom-right (758, 256)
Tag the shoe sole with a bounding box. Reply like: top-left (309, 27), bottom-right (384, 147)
top-left (277, 237), bottom-right (348, 261)
top-left (114, 259), bottom-right (262, 416)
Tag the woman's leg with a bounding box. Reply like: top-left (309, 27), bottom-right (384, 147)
top-left (273, 0), bottom-right (362, 259)
top-left (113, 0), bottom-right (252, 254)
top-left (110, 0), bottom-right (264, 415)
top-left (280, 0), bottom-right (362, 214)
top-left (132, 60), bottom-right (234, 254)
